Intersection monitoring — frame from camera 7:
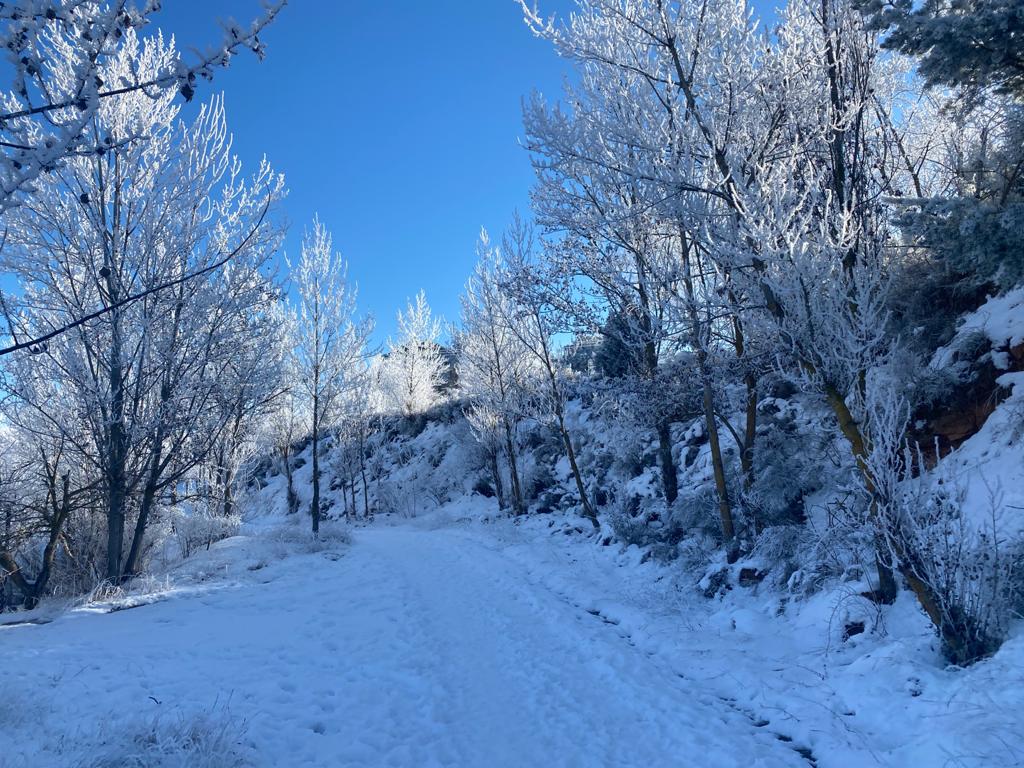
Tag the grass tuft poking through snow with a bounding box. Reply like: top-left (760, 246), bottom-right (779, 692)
top-left (80, 704), bottom-right (255, 768)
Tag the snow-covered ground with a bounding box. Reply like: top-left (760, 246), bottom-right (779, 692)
top-left (1, 512), bottom-right (1021, 767)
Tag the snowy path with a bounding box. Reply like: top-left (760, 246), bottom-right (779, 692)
top-left (0, 525), bottom-right (808, 767)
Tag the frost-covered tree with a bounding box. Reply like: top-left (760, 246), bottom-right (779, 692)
top-left (520, 0), bottom-right (776, 552)
top-left (378, 291), bottom-right (446, 418)
top-left (267, 310), bottom-right (306, 517)
top-left (198, 281), bottom-right (291, 526)
top-left (338, 366), bottom-right (377, 519)
top-left (860, 0), bottom-right (1024, 99)
top-left (291, 217), bottom-right (372, 536)
top-left (0, 0), bottom-right (281, 213)
top-left (457, 230), bottom-right (535, 516)
top-left (0, 30), bottom-right (284, 583)
top-left (521, 113), bottom-right (685, 503)
top-left (517, 0), bottom-right (1018, 659)
top-left (501, 216), bottom-right (598, 528)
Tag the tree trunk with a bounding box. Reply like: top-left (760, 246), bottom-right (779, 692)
top-left (348, 473), bottom-right (357, 521)
top-left (678, 227), bottom-right (736, 558)
top-left (489, 447), bottom-right (507, 513)
top-left (1, 473), bottom-right (71, 608)
top-left (343, 470), bottom-right (351, 521)
top-left (656, 420), bottom-right (678, 505)
top-left (282, 446), bottom-right (299, 514)
top-left (123, 430), bottom-right (164, 579)
top-left (31, 473), bottom-right (70, 606)
top-left (503, 419), bottom-right (525, 515)
top-left (558, 411), bottom-right (598, 529)
top-left (100, 166), bottom-right (129, 585)
top-left (642, 335), bottom-right (678, 506)
top-left (537, 322), bottom-right (598, 529)
top-left (311, 421), bottom-right (321, 537)
top-left (222, 465), bottom-right (236, 519)
top-left (105, 346), bottom-right (127, 583)
top-left (741, 372), bottom-right (758, 491)
top-left (359, 443), bottom-right (371, 519)
top-left (823, 383), bottom-right (899, 603)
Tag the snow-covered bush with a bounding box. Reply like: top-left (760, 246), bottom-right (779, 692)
top-left (892, 475), bottom-right (1022, 664)
top-left (170, 509), bottom-right (242, 561)
top-left (750, 524), bottom-right (816, 589)
top-left (746, 399), bottom-right (832, 527)
top-left (672, 488), bottom-right (729, 545)
top-left (376, 479), bottom-right (443, 518)
top-left (607, 502), bottom-right (651, 550)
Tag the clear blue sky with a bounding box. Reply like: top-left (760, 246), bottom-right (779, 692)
top-left (154, 0), bottom-right (579, 343)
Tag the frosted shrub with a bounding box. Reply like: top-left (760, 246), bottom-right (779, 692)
top-left (751, 525), bottom-right (816, 588)
top-left (893, 478), bottom-right (1020, 664)
top-left (171, 509), bottom-right (241, 561)
top-left (268, 523), bottom-right (351, 554)
top-left (797, 495), bottom-right (881, 598)
top-left (52, 511), bottom-right (107, 597)
top-left (523, 464), bottom-right (556, 503)
top-left (377, 477), bottom-right (444, 518)
top-left (608, 508), bottom-right (650, 549)
top-left (676, 531), bottom-right (718, 572)
top-left (673, 488), bottom-right (727, 543)
top-left (866, 390), bottom-right (1020, 664)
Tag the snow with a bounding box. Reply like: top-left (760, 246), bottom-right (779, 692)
top-left (0, 520), bottom-right (803, 768)
top-left (933, 286), bottom-right (1024, 369)
top-left (477, 516), bottom-right (1024, 768)
top-left (2, 511), bottom-right (1022, 767)
top-left (955, 287), bottom-right (1024, 353)
top-left (3, 377), bottom-right (1023, 768)
top-left (938, 367), bottom-right (1024, 538)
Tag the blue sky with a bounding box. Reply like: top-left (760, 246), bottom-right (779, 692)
top-left (155, 1), bottom-right (579, 343)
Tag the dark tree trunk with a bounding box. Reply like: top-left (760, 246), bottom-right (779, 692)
top-left (360, 449), bottom-right (371, 519)
top-left (123, 431), bottom-right (164, 579)
top-left (741, 372), bottom-right (758, 490)
top-left (489, 448), bottom-right (507, 512)
top-left (342, 468), bottom-right (351, 521)
top-left (503, 420), bottom-right (525, 516)
top-left (223, 472), bottom-right (235, 519)
top-left (2, 473), bottom-right (71, 608)
top-left (311, 421), bottom-right (321, 537)
top-left (281, 447), bottom-right (299, 514)
top-left (538, 328), bottom-right (598, 529)
top-left (656, 421), bottom-right (678, 505)
top-left (558, 412), bottom-right (598, 529)
top-left (642, 337), bottom-right (678, 506)
top-left (678, 227), bottom-right (736, 559)
top-left (105, 333), bottom-right (128, 582)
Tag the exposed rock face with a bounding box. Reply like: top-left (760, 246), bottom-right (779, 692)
top-left (914, 339), bottom-right (1024, 464)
